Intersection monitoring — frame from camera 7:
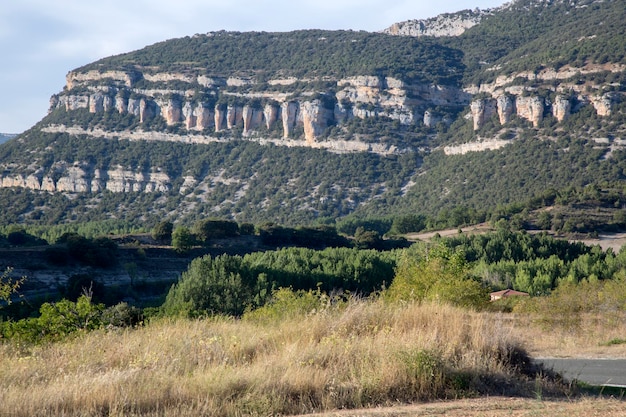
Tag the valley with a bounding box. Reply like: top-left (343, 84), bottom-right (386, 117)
top-left (1, 1), bottom-right (626, 416)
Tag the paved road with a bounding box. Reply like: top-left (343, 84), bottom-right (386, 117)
top-left (535, 358), bottom-right (626, 387)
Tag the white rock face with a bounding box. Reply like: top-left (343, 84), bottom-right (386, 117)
top-left (242, 106), bottom-right (264, 135)
top-left (301, 100), bottom-right (333, 144)
top-left (516, 96), bottom-right (544, 128)
top-left (281, 102), bottom-right (299, 139)
top-left (470, 99), bottom-right (497, 131)
top-left (552, 95), bottom-right (572, 122)
top-left (591, 94), bottom-right (614, 117)
top-left (384, 10), bottom-right (485, 37)
top-left (444, 139), bottom-right (511, 155)
top-left (497, 95), bottom-right (515, 125)
top-left (0, 161), bottom-right (171, 194)
top-left (226, 105), bottom-right (243, 129)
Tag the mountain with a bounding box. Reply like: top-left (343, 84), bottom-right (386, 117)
top-left (0, 0), bottom-right (624, 230)
top-left (0, 133), bottom-right (16, 144)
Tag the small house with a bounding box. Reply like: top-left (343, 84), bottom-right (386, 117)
top-left (490, 289), bottom-right (529, 301)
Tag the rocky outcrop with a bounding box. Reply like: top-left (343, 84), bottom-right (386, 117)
top-left (444, 139), bottom-right (511, 155)
top-left (163, 97), bottom-right (182, 125)
top-left (263, 103), bottom-right (280, 130)
top-left (591, 93), bottom-right (614, 117)
top-left (516, 96), bottom-right (544, 128)
top-left (226, 105), bottom-right (243, 130)
top-left (552, 95), bottom-right (572, 122)
top-left (0, 163), bottom-right (171, 194)
top-left (470, 99), bottom-right (496, 131)
top-left (194, 104), bottom-right (214, 131)
top-left (301, 100), bottom-right (333, 144)
top-left (384, 9), bottom-right (487, 37)
top-left (496, 95), bottom-right (515, 125)
top-left (52, 68), bottom-right (475, 142)
top-left (215, 106), bottom-right (227, 132)
top-left (281, 102), bottom-right (299, 139)
top-left (52, 65), bottom-right (626, 143)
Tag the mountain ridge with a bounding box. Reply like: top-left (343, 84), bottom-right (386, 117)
top-left (0, 0), bottom-right (624, 227)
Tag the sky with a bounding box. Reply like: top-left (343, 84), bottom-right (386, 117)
top-left (0, 0), bottom-right (506, 134)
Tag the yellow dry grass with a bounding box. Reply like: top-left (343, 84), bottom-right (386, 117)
top-left (506, 312), bottom-right (626, 358)
top-left (0, 301), bottom-right (547, 417)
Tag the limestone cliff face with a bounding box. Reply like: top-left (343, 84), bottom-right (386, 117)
top-left (591, 93), bottom-right (615, 117)
top-left (516, 96), bottom-right (544, 128)
top-left (384, 9), bottom-right (487, 37)
top-left (552, 95), bottom-right (572, 122)
top-left (463, 63), bottom-right (626, 130)
top-left (470, 99), bottom-right (496, 131)
top-left (50, 70), bottom-right (471, 142)
top-left (496, 95), bottom-right (515, 125)
top-left (0, 163), bottom-right (171, 194)
top-left (301, 100), bottom-right (333, 144)
top-left (45, 63), bottom-right (625, 158)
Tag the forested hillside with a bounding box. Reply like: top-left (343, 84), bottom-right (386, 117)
top-left (0, 0), bottom-right (624, 229)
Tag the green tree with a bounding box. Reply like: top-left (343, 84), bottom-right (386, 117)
top-left (353, 227), bottom-right (382, 249)
top-left (151, 220), bottom-right (173, 241)
top-left (162, 254), bottom-right (253, 317)
top-left (171, 226), bottom-right (195, 253)
top-left (385, 243), bottom-right (489, 309)
top-left (391, 214), bottom-right (427, 234)
top-left (192, 219), bottom-right (239, 243)
top-left (0, 267), bottom-right (23, 305)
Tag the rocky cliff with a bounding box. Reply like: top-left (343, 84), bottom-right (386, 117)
top-left (383, 9), bottom-right (489, 37)
top-left (48, 70), bottom-right (471, 145)
top-left (1, 0), bottom-right (625, 227)
top-left (0, 162), bottom-right (171, 194)
top-left (465, 64), bottom-right (626, 130)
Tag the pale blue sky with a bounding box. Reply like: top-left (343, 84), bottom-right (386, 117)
top-left (0, 0), bottom-right (506, 133)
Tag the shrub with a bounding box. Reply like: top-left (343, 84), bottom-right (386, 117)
top-left (64, 274), bottom-right (105, 303)
top-left (1, 295), bottom-right (105, 344)
top-left (192, 219), bottom-right (239, 243)
top-left (0, 267), bottom-right (23, 305)
top-left (243, 287), bottom-right (332, 323)
top-left (171, 226), bottom-right (195, 253)
top-left (101, 302), bottom-right (143, 328)
top-left (162, 254), bottom-right (254, 317)
top-left (385, 243), bottom-right (490, 309)
top-left (151, 221), bottom-right (173, 242)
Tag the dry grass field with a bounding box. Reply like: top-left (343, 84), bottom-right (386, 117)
top-left (1, 299), bottom-right (625, 416)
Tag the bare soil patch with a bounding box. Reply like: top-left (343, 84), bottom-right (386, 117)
top-left (289, 397), bottom-right (626, 417)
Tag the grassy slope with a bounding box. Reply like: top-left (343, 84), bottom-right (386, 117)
top-left (1, 301), bottom-right (565, 417)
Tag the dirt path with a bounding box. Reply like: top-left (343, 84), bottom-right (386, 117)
top-left (288, 397), bottom-right (626, 417)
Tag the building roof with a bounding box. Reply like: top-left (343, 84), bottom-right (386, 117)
top-left (490, 289), bottom-right (529, 298)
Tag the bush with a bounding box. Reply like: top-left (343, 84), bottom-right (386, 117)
top-left (1, 295), bottom-right (105, 344)
top-left (64, 274), bottom-right (105, 302)
top-left (162, 254), bottom-right (254, 317)
top-left (239, 222), bottom-right (255, 235)
top-left (61, 233), bottom-right (118, 267)
top-left (101, 302), bottom-right (143, 328)
top-left (243, 287), bottom-right (333, 323)
top-left (385, 243), bottom-right (490, 309)
top-left (151, 221), bottom-right (173, 242)
top-left (192, 219), bottom-right (239, 243)
top-left (171, 226), bottom-right (195, 253)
